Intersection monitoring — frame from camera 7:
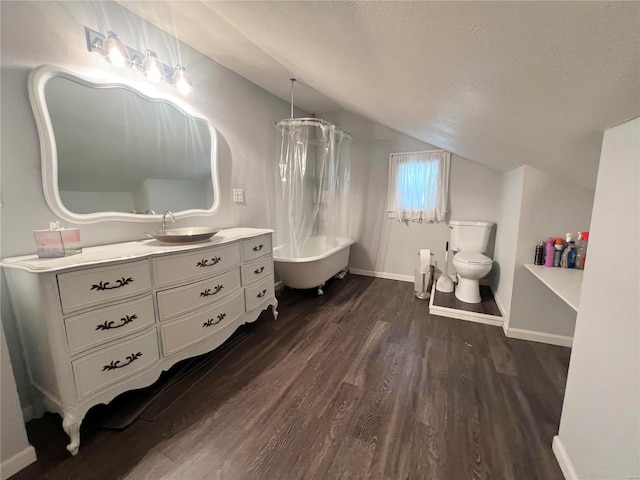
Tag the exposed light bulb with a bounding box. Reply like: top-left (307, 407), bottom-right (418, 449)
top-left (172, 66), bottom-right (193, 95)
top-left (103, 31), bottom-right (129, 68)
top-left (142, 50), bottom-right (163, 82)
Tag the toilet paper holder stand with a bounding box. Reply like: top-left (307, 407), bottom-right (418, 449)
top-left (415, 251), bottom-right (434, 300)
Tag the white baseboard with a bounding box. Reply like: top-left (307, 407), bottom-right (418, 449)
top-left (21, 404), bottom-right (34, 423)
top-left (552, 436), bottom-right (579, 480)
top-left (490, 288), bottom-right (572, 347)
top-left (491, 288), bottom-right (510, 328)
top-left (350, 268), bottom-right (414, 283)
top-left (428, 283), bottom-right (503, 327)
top-left (1, 446), bottom-right (36, 480)
top-left (429, 304), bottom-right (504, 326)
top-left (505, 327), bottom-right (573, 347)
top-left (490, 285), bottom-right (509, 325)
top-left (350, 272), bottom-right (572, 347)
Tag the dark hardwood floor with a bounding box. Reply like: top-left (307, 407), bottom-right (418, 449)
top-left (13, 275), bottom-right (570, 479)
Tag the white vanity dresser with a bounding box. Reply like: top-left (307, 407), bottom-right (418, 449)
top-left (1, 228), bottom-right (277, 455)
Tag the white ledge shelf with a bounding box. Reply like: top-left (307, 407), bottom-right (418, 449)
top-left (524, 264), bottom-right (583, 311)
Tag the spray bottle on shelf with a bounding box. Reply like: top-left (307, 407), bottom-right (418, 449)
top-left (565, 232), bottom-right (573, 244)
top-left (560, 240), bottom-right (576, 268)
top-left (575, 231), bottom-right (589, 269)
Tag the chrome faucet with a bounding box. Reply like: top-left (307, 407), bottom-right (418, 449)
top-left (162, 211), bottom-right (175, 231)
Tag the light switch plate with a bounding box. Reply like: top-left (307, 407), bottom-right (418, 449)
top-left (233, 189), bottom-right (245, 203)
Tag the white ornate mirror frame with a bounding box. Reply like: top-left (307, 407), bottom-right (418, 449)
top-left (28, 65), bottom-right (220, 223)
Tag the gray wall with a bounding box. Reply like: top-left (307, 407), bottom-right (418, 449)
top-left (1, 324), bottom-right (34, 473)
top-left (323, 110), bottom-right (502, 279)
top-left (556, 117), bottom-right (639, 479)
top-left (0, 0), bottom-right (295, 433)
top-left (511, 165), bottom-right (594, 336)
top-left (492, 167), bottom-right (524, 318)
top-left (0, 0), bottom-right (294, 259)
top-left (493, 165), bottom-right (594, 341)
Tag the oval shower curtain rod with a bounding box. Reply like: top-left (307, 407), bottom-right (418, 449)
top-left (277, 78), bottom-right (353, 138)
top-left (275, 118), bottom-right (353, 139)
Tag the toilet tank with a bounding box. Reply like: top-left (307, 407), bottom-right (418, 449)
top-left (449, 220), bottom-right (494, 253)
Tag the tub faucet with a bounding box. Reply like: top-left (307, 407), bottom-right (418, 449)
top-left (162, 211), bottom-right (175, 231)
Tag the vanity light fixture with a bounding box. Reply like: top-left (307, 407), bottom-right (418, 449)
top-left (172, 66), bottom-right (193, 95)
top-left (84, 26), bottom-right (194, 95)
top-left (142, 50), bottom-right (164, 82)
top-left (102, 31), bottom-right (129, 68)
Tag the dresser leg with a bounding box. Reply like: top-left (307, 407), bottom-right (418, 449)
top-left (62, 413), bottom-right (81, 456)
top-left (271, 300), bottom-right (279, 320)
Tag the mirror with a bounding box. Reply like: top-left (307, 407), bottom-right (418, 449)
top-left (29, 65), bottom-right (220, 223)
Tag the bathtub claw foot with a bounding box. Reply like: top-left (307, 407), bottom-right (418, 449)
top-left (317, 283), bottom-right (325, 296)
top-left (335, 269), bottom-right (348, 280)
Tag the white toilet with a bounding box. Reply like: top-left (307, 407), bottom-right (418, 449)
top-left (449, 220), bottom-right (494, 304)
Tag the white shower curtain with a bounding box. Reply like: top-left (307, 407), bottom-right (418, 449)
top-left (387, 150), bottom-right (450, 223)
top-left (275, 118), bottom-right (351, 258)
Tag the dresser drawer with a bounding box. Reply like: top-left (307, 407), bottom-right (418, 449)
top-left (65, 295), bottom-right (155, 356)
top-left (58, 260), bottom-right (152, 314)
top-left (72, 329), bottom-right (159, 400)
top-left (157, 268), bottom-right (241, 321)
top-left (153, 243), bottom-right (241, 287)
top-left (160, 292), bottom-right (245, 356)
top-left (245, 276), bottom-right (275, 311)
top-left (241, 256), bottom-right (274, 286)
top-left (241, 234), bottom-right (272, 262)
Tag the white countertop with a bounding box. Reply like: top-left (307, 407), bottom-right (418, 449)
top-left (524, 263), bottom-right (583, 311)
top-left (1, 228), bottom-right (273, 273)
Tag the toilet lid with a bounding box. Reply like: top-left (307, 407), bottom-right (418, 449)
top-left (454, 252), bottom-right (492, 265)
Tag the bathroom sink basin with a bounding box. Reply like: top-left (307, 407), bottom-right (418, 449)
top-left (146, 227), bottom-right (220, 244)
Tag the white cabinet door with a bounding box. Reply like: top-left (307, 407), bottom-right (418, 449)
top-left (156, 268), bottom-right (242, 321)
top-left (153, 243), bottom-right (241, 287)
top-left (241, 256), bottom-right (274, 286)
top-left (244, 276), bottom-right (275, 311)
top-left (160, 292), bottom-right (245, 356)
top-left (241, 234), bottom-right (272, 262)
top-left (58, 260), bottom-right (152, 314)
top-left (65, 295), bottom-right (155, 355)
top-left (72, 329), bottom-right (159, 400)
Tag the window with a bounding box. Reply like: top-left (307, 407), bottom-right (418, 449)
top-left (387, 150), bottom-right (450, 223)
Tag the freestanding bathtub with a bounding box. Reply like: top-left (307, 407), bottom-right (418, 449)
top-left (273, 236), bottom-right (355, 294)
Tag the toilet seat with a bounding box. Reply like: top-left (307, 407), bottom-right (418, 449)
top-left (454, 252), bottom-right (492, 265)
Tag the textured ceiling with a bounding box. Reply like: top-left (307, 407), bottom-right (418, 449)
top-left (120, 1), bottom-right (640, 188)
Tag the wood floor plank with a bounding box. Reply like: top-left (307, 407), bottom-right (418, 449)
top-left (14, 275), bottom-right (570, 480)
top-left (325, 436), bottom-right (376, 480)
top-left (343, 320), bottom-right (392, 387)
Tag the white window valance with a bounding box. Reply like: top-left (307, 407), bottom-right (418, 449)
top-left (387, 150), bottom-right (450, 223)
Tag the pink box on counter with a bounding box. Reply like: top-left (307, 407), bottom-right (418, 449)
top-left (34, 228), bottom-right (82, 258)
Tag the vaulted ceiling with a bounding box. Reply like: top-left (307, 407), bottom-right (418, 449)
top-left (120, 1), bottom-right (639, 189)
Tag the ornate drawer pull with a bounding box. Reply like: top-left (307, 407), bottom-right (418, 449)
top-left (200, 284), bottom-right (223, 297)
top-left (256, 289), bottom-right (267, 298)
top-left (196, 256), bottom-right (222, 268)
top-left (95, 314), bottom-right (137, 331)
top-left (203, 312), bottom-right (226, 328)
top-left (102, 352), bottom-right (142, 371)
top-left (254, 266), bottom-right (265, 274)
top-left (252, 244), bottom-right (264, 252)
top-left (90, 277), bottom-right (133, 292)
